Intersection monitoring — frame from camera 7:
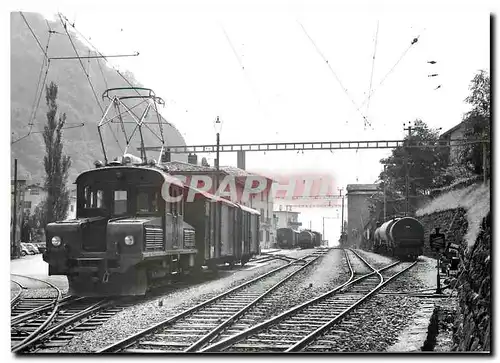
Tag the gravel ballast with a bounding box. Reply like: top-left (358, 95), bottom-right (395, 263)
top-left (302, 249), bottom-right (452, 352)
top-left (17, 247), bottom-right (457, 353)
top-left (55, 249), bottom-right (316, 353)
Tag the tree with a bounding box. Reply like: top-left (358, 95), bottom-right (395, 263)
top-left (459, 70), bottom-right (490, 177)
top-left (370, 119), bottom-right (447, 216)
top-left (43, 82), bottom-right (71, 223)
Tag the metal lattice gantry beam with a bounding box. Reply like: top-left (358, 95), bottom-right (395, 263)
top-left (140, 138), bottom-right (488, 153)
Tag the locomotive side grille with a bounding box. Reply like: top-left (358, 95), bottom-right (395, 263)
top-left (183, 229), bottom-right (196, 249)
top-left (145, 227), bottom-right (164, 251)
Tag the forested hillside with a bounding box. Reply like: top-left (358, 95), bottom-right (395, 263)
top-left (11, 12), bottom-right (187, 184)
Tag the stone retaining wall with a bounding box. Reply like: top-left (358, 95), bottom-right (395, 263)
top-left (452, 212), bottom-right (491, 351)
top-left (417, 206), bottom-right (490, 352)
top-left (417, 208), bottom-right (468, 259)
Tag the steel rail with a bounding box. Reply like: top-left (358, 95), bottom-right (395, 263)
top-left (11, 296), bottom-right (79, 326)
top-left (200, 249), bottom-right (399, 352)
top-left (286, 259), bottom-right (417, 351)
top-left (13, 298), bottom-right (112, 353)
top-left (184, 252), bottom-right (326, 352)
top-left (11, 277), bottom-right (63, 352)
top-left (97, 253), bottom-right (320, 353)
top-left (10, 280), bottom-right (23, 309)
top-left (10, 274), bottom-right (64, 323)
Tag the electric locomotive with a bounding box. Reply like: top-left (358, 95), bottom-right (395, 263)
top-left (43, 159), bottom-right (260, 296)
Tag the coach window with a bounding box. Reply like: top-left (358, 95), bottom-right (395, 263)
top-left (114, 190), bottom-right (128, 215)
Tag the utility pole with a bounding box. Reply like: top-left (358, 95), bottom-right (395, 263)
top-left (383, 164), bottom-right (387, 222)
top-left (403, 122), bottom-right (412, 217)
top-left (338, 188), bottom-right (344, 235)
top-left (11, 159), bottom-right (18, 259)
top-left (483, 137), bottom-right (487, 185)
top-left (214, 116), bottom-right (222, 257)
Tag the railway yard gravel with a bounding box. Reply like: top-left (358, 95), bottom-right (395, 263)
top-left (11, 282), bottom-right (21, 300)
top-left (54, 249), bottom-right (317, 353)
top-left (225, 248), bottom-right (352, 329)
top-left (16, 248), bottom-right (458, 353)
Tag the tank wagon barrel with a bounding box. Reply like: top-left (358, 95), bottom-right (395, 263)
top-left (373, 217), bottom-right (424, 260)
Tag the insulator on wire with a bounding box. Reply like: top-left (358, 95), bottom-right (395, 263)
top-left (427, 60), bottom-right (437, 64)
top-left (411, 37), bottom-right (418, 45)
top-left (428, 74), bottom-right (439, 77)
top-left (434, 85), bottom-right (442, 90)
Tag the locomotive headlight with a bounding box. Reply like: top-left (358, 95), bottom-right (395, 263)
top-left (124, 235), bottom-right (134, 246)
top-left (51, 236), bottom-right (62, 247)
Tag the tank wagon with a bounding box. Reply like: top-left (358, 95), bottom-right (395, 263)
top-left (311, 231), bottom-right (322, 247)
top-left (373, 217), bottom-right (424, 260)
top-left (297, 230), bottom-right (315, 249)
top-left (43, 160), bottom-right (260, 296)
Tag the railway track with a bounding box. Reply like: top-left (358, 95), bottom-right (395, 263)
top-left (98, 248), bottom-right (331, 353)
top-left (197, 249), bottom-right (417, 352)
top-left (10, 274), bottom-right (135, 354)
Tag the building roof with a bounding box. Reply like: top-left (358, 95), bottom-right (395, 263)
top-left (346, 184), bottom-right (379, 192)
top-left (220, 166), bottom-right (276, 183)
top-left (163, 161), bottom-right (218, 173)
top-left (273, 210), bottom-right (300, 214)
top-left (440, 121), bottom-right (465, 138)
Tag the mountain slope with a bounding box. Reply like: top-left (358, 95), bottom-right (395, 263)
top-left (11, 12), bottom-right (187, 183)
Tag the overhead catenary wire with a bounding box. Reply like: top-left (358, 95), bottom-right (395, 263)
top-left (355, 30), bottom-right (425, 114)
top-left (58, 14), bottom-right (124, 153)
top-left (297, 20), bottom-right (371, 128)
top-left (58, 14), bottom-right (103, 114)
top-left (12, 22), bottom-right (53, 145)
top-left (365, 21), bottom-right (379, 125)
top-left (59, 11), bottom-right (175, 149)
top-left (19, 12), bottom-right (48, 59)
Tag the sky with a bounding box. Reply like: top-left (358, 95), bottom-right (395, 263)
top-left (3, 0), bottom-right (494, 244)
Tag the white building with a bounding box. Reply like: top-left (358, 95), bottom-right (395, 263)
top-left (273, 206), bottom-right (302, 230)
top-left (21, 182), bottom-right (77, 220)
top-left (440, 121), bottom-right (466, 164)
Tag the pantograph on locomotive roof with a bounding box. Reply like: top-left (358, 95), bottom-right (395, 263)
top-left (97, 87), bottom-right (170, 165)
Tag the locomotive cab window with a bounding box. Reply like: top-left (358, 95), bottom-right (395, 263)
top-left (136, 189), bottom-right (161, 215)
top-left (114, 190), bottom-right (128, 215)
top-left (83, 187), bottom-right (105, 209)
